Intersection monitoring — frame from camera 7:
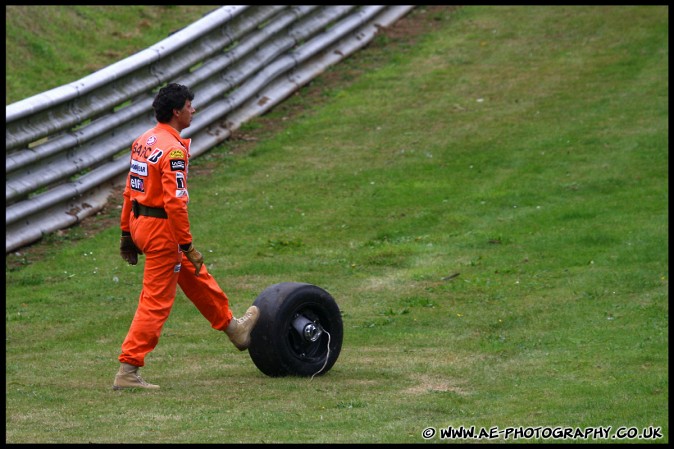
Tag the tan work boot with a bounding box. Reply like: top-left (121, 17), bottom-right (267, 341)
top-left (113, 363), bottom-right (160, 390)
top-left (225, 306), bottom-right (260, 351)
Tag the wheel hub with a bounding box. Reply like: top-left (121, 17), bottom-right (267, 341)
top-left (291, 314), bottom-right (323, 342)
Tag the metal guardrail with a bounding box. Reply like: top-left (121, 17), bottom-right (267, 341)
top-left (5, 5), bottom-right (415, 253)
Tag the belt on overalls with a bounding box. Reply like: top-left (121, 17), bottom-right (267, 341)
top-left (132, 200), bottom-right (168, 219)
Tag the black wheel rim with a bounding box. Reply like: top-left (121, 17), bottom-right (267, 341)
top-left (285, 306), bottom-right (331, 363)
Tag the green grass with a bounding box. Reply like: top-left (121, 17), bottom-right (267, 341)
top-left (5, 5), bottom-right (219, 104)
top-left (5, 5), bottom-right (668, 444)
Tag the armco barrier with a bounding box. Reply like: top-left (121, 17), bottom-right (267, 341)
top-left (6, 5), bottom-right (415, 253)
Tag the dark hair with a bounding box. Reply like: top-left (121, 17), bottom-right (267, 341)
top-left (152, 83), bottom-right (194, 123)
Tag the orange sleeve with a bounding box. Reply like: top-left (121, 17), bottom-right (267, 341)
top-left (159, 146), bottom-right (192, 245)
top-left (120, 165), bottom-right (133, 234)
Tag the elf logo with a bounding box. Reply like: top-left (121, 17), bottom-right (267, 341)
top-left (130, 175), bottom-right (145, 192)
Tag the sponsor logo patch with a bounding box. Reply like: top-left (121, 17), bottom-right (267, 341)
top-left (130, 175), bottom-right (145, 192)
top-left (176, 172), bottom-right (185, 189)
top-left (170, 159), bottom-right (186, 171)
top-left (176, 189), bottom-right (189, 199)
top-left (130, 160), bottom-right (148, 176)
top-left (169, 149), bottom-right (184, 159)
top-left (146, 135), bottom-right (157, 146)
top-left (174, 263), bottom-right (181, 272)
top-left (148, 148), bottom-right (163, 164)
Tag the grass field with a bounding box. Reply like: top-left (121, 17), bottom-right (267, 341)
top-left (5, 5), bottom-right (220, 105)
top-left (5, 5), bottom-right (668, 443)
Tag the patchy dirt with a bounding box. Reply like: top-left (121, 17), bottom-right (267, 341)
top-left (5, 6), bottom-right (458, 270)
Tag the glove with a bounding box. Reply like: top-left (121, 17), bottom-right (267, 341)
top-left (184, 243), bottom-right (204, 276)
top-left (120, 233), bottom-right (142, 265)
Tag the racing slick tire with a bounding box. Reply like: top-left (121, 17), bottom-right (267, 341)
top-left (248, 282), bottom-right (343, 377)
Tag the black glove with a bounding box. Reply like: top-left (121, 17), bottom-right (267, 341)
top-left (120, 233), bottom-right (142, 265)
top-left (183, 243), bottom-right (204, 276)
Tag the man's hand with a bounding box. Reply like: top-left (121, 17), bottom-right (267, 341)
top-left (120, 234), bottom-right (142, 265)
top-left (184, 244), bottom-right (204, 276)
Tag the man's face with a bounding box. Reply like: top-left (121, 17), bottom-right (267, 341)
top-left (175, 99), bottom-right (195, 130)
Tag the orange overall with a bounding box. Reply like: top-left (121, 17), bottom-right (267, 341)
top-left (119, 123), bottom-right (233, 367)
